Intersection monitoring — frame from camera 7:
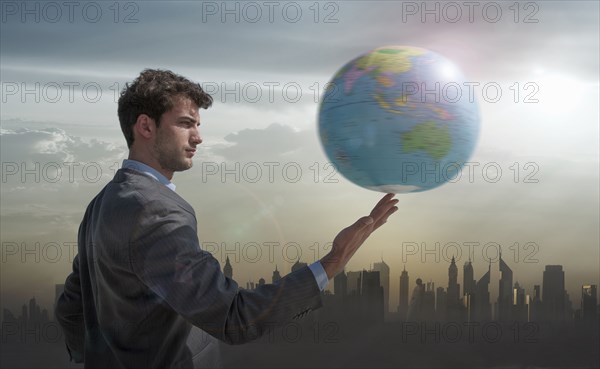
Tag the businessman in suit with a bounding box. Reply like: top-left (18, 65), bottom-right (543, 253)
top-left (55, 69), bottom-right (399, 369)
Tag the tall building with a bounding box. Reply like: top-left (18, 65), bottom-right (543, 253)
top-left (360, 270), bottom-right (384, 323)
top-left (436, 286), bottom-right (447, 320)
top-left (446, 256), bottom-right (461, 320)
top-left (565, 292), bottom-right (574, 321)
top-left (581, 285), bottom-right (598, 324)
top-left (372, 260), bottom-right (390, 315)
top-left (407, 278), bottom-right (424, 321)
top-left (347, 271), bottom-right (362, 296)
top-left (21, 305), bottom-right (27, 327)
top-left (513, 282), bottom-right (525, 305)
top-left (475, 263), bottom-right (491, 321)
top-left (21, 304), bottom-right (29, 327)
top-left (542, 265), bottom-right (565, 321)
top-left (29, 297), bottom-right (38, 327)
top-left (530, 284), bottom-right (542, 321)
top-left (497, 253), bottom-right (513, 321)
top-left (422, 282), bottom-right (436, 321)
top-left (398, 266), bottom-right (409, 319)
top-left (463, 293), bottom-right (473, 323)
top-left (223, 256), bottom-right (233, 279)
top-left (334, 269), bottom-right (348, 297)
top-left (272, 265), bottom-right (281, 283)
top-left (463, 259), bottom-right (476, 296)
top-left (512, 282), bottom-right (528, 322)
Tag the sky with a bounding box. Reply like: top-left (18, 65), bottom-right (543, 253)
top-left (1, 0), bottom-right (599, 316)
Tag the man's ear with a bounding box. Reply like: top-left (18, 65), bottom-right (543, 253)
top-left (133, 114), bottom-right (156, 141)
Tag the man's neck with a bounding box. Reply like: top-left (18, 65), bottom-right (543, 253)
top-left (127, 151), bottom-right (174, 180)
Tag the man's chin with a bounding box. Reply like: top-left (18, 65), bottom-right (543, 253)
top-left (174, 160), bottom-right (193, 172)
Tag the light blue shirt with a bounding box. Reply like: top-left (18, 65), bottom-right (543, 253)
top-left (122, 159), bottom-right (176, 192)
top-left (120, 159), bottom-right (329, 291)
top-left (308, 261), bottom-right (329, 291)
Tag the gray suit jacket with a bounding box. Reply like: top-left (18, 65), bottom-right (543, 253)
top-left (55, 168), bottom-right (323, 369)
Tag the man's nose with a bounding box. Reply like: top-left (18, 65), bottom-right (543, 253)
top-left (191, 127), bottom-right (202, 145)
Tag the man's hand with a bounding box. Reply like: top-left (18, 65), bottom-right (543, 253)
top-left (320, 193), bottom-right (399, 280)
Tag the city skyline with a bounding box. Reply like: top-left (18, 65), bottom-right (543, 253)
top-left (224, 252), bottom-right (599, 314)
top-left (2, 270), bottom-right (597, 335)
top-left (2, 245), bottom-right (598, 318)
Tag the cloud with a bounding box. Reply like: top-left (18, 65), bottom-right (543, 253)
top-left (209, 123), bottom-right (321, 162)
top-left (1, 2), bottom-right (597, 81)
top-left (1, 125), bottom-right (124, 165)
top-left (0, 125), bottom-right (127, 224)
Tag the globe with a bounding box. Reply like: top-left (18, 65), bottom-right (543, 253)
top-left (318, 46), bottom-right (480, 193)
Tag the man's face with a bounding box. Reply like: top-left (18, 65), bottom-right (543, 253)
top-left (153, 97), bottom-right (202, 174)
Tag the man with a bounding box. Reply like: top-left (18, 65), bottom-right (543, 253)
top-left (55, 69), bottom-right (398, 368)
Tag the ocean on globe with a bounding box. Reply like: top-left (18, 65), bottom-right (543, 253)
top-left (318, 46), bottom-right (480, 193)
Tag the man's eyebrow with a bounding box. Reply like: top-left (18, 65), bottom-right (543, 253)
top-left (177, 116), bottom-right (199, 124)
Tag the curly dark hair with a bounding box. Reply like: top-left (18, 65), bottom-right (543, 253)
top-left (117, 69), bottom-right (213, 148)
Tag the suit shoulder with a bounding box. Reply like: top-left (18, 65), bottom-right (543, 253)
top-left (109, 168), bottom-right (195, 216)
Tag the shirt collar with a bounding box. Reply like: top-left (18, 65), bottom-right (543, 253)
top-left (122, 159), bottom-right (177, 192)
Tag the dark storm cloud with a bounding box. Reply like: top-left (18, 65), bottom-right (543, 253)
top-left (1, 1), bottom-right (597, 81)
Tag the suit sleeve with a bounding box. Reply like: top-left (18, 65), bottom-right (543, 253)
top-left (55, 253), bottom-right (85, 362)
top-left (129, 199), bottom-right (323, 345)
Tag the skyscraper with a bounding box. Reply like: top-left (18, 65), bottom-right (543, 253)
top-left (565, 292), bottom-right (574, 321)
top-left (475, 263), bottom-right (491, 321)
top-left (372, 260), bottom-right (390, 315)
top-left (581, 285), bottom-right (598, 324)
top-left (21, 304), bottom-right (27, 327)
top-left (422, 282), bottom-right (436, 321)
top-left (223, 256), bottom-right (233, 279)
top-left (512, 281), bottom-right (528, 322)
top-left (29, 297), bottom-right (38, 327)
top-left (542, 265), bottom-right (565, 321)
top-left (463, 259), bottom-right (475, 296)
top-left (446, 256), bottom-right (460, 320)
top-left (346, 271), bottom-right (362, 296)
top-left (334, 269), bottom-right (347, 297)
top-left (272, 265), bottom-right (281, 283)
top-left (498, 253), bottom-right (513, 321)
top-left (360, 270), bottom-right (384, 323)
top-left (436, 286), bottom-right (447, 320)
top-left (398, 266), bottom-right (409, 319)
top-left (531, 284), bottom-right (542, 321)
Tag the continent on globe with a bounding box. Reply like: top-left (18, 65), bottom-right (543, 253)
top-left (401, 121), bottom-right (452, 160)
top-left (318, 45), bottom-right (480, 193)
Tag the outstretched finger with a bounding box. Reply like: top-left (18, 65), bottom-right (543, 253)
top-left (373, 193), bottom-right (395, 209)
top-left (370, 197), bottom-right (399, 223)
top-left (372, 205), bottom-right (398, 231)
top-left (369, 193), bottom-right (396, 220)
